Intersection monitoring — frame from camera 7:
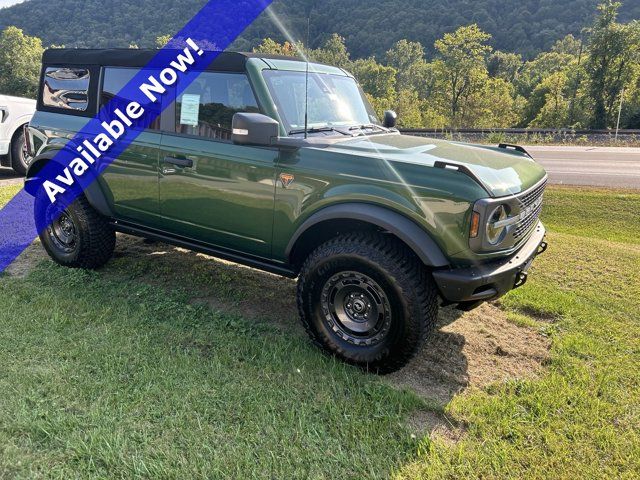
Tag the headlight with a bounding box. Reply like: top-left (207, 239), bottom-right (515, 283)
top-left (486, 205), bottom-right (509, 245)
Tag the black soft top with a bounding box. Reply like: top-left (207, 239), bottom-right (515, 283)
top-left (42, 49), bottom-right (303, 72)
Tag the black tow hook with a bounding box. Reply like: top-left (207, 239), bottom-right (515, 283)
top-left (514, 271), bottom-right (528, 289)
top-left (537, 240), bottom-right (548, 255)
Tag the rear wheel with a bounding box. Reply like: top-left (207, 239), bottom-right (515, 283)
top-left (11, 129), bottom-right (31, 176)
top-left (35, 192), bottom-right (116, 269)
top-left (297, 232), bottom-right (439, 374)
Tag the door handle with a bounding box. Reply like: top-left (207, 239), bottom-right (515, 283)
top-left (163, 156), bottom-right (193, 168)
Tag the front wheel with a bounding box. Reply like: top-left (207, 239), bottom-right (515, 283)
top-left (11, 130), bottom-right (31, 176)
top-left (297, 232), bottom-right (439, 374)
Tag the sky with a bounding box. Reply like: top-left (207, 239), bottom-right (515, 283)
top-left (0, 0), bottom-right (24, 8)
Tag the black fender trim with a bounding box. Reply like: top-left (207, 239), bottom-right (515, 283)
top-left (286, 203), bottom-right (450, 267)
top-left (24, 152), bottom-right (114, 218)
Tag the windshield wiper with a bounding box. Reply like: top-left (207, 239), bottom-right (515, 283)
top-left (288, 126), bottom-right (352, 136)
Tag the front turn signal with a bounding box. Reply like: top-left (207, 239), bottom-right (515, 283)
top-left (470, 211), bottom-right (480, 238)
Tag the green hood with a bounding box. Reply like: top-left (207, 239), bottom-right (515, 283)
top-left (323, 134), bottom-right (547, 197)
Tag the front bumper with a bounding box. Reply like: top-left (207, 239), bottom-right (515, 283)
top-left (433, 221), bottom-right (547, 306)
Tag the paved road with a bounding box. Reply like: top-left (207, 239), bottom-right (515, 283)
top-left (527, 146), bottom-right (640, 189)
top-left (1, 146), bottom-right (639, 189)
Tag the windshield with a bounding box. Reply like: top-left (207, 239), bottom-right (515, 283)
top-left (262, 70), bottom-right (379, 135)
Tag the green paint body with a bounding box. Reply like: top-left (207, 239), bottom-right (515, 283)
top-left (28, 57), bottom-right (547, 269)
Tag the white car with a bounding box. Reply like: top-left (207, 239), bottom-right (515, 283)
top-left (0, 94), bottom-right (36, 175)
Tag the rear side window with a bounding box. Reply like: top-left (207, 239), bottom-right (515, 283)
top-left (100, 67), bottom-right (161, 130)
top-left (176, 72), bottom-right (259, 141)
top-left (42, 67), bottom-right (90, 111)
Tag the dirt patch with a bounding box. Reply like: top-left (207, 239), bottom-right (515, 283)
top-left (408, 410), bottom-right (466, 445)
top-left (179, 337), bottom-right (216, 359)
top-left (5, 241), bottom-right (47, 278)
top-left (388, 303), bottom-right (551, 406)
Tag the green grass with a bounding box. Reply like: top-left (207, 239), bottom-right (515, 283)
top-left (0, 184), bottom-right (639, 479)
top-left (0, 184), bottom-right (20, 204)
top-left (397, 186), bottom-right (640, 479)
top-left (541, 186), bottom-right (640, 245)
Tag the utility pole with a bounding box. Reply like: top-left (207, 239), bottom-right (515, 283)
top-left (615, 87), bottom-right (624, 142)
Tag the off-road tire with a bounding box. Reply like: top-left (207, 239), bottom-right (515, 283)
top-left (11, 130), bottom-right (30, 176)
top-left (35, 192), bottom-right (116, 269)
top-left (297, 232), bottom-right (439, 374)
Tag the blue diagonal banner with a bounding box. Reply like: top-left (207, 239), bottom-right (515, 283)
top-left (0, 0), bottom-right (272, 272)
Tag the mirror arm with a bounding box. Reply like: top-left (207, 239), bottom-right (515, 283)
top-left (271, 137), bottom-right (301, 151)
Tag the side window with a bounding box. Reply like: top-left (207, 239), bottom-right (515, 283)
top-left (176, 72), bottom-right (259, 141)
top-left (100, 67), bottom-right (161, 130)
top-left (42, 67), bottom-right (90, 111)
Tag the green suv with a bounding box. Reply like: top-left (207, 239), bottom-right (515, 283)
top-left (25, 50), bottom-right (548, 373)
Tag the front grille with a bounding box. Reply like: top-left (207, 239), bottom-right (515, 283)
top-left (513, 179), bottom-right (546, 240)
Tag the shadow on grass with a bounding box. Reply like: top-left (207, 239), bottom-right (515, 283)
top-left (107, 235), bottom-right (547, 438)
top-left (12, 234), bottom-right (548, 444)
top-left (0, 166), bottom-right (22, 184)
top-left (106, 235), bottom-right (471, 435)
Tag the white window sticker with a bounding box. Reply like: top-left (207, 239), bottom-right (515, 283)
top-left (180, 94), bottom-right (201, 126)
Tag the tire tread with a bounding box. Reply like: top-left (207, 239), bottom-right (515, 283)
top-left (38, 194), bottom-right (115, 269)
top-left (297, 231), bottom-right (439, 373)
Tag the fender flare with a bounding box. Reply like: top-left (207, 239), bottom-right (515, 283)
top-left (25, 152), bottom-right (114, 218)
top-left (285, 203), bottom-right (450, 267)
top-left (8, 114), bottom-right (33, 135)
top-left (7, 114), bottom-right (33, 141)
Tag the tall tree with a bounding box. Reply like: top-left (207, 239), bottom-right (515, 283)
top-left (530, 71), bottom-right (571, 127)
top-left (155, 35), bottom-right (171, 48)
top-left (586, 1), bottom-right (640, 128)
top-left (385, 40), bottom-right (426, 91)
top-left (350, 58), bottom-right (397, 99)
top-left (0, 26), bottom-right (43, 98)
top-left (310, 34), bottom-right (350, 69)
top-left (433, 24), bottom-right (492, 127)
top-left (253, 38), bottom-right (301, 57)
top-left (487, 51), bottom-right (523, 83)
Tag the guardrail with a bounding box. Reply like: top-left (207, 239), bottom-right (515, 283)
top-left (399, 128), bottom-right (640, 135)
top-left (398, 128), bottom-right (640, 146)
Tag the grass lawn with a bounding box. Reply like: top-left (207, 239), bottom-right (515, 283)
top-left (0, 184), bottom-right (638, 479)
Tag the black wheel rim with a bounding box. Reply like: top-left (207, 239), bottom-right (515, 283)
top-left (19, 141), bottom-right (32, 167)
top-left (320, 271), bottom-right (392, 346)
top-left (47, 212), bottom-right (78, 253)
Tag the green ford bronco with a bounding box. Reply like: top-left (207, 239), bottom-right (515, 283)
top-left (25, 50), bottom-right (548, 373)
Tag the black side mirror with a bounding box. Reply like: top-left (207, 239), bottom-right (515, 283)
top-left (232, 113), bottom-right (279, 146)
top-left (383, 110), bottom-right (398, 128)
